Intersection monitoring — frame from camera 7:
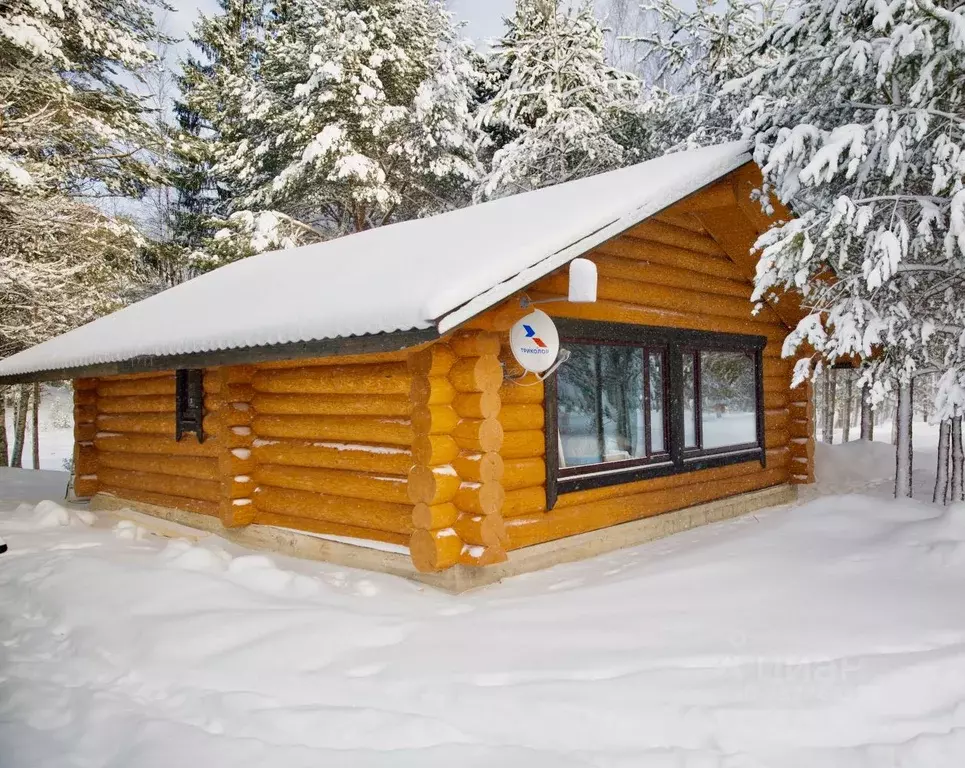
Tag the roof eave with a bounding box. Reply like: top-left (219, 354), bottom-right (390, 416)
top-left (0, 327), bottom-right (440, 384)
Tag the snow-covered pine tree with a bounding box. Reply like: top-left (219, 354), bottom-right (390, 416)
top-left (0, 198), bottom-right (142, 361)
top-left (476, 0), bottom-right (644, 200)
top-left (0, 0), bottom-right (164, 374)
top-left (631, 0), bottom-right (790, 150)
top-left (197, 0), bottom-right (482, 264)
top-left (0, 0), bottom-right (166, 206)
top-left (638, 0), bottom-right (785, 89)
top-left (174, 0), bottom-right (270, 258)
top-left (633, 0), bottom-right (794, 152)
top-left (726, 0), bottom-right (965, 497)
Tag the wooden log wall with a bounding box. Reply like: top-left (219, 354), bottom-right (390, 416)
top-left (464, 205), bottom-right (808, 553)
top-left (206, 366), bottom-right (257, 526)
top-left (248, 358), bottom-right (416, 545)
top-left (81, 357), bottom-right (425, 548)
top-left (88, 371), bottom-right (221, 516)
top-left (407, 331), bottom-right (509, 572)
top-left (788, 379), bottom-right (815, 484)
top-left (73, 378), bottom-right (99, 498)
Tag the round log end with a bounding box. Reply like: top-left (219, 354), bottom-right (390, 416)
top-left (449, 355), bottom-right (504, 393)
top-left (410, 528), bottom-right (462, 572)
top-left (454, 513), bottom-right (508, 548)
top-left (407, 464), bottom-right (460, 505)
top-left (411, 434), bottom-right (460, 466)
top-left (449, 330), bottom-right (502, 358)
top-left (477, 418), bottom-right (504, 453)
top-left (412, 502), bottom-right (460, 530)
top-left (408, 345), bottom-right (457, 377)
top-left (411, 405), bottom-right (459, 436)
top-left (453, 452), bottom-right (505, 484)
top-left (453, 391), bottom-right (501, 420)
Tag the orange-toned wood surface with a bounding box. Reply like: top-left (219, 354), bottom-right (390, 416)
top-left (407, 332), bottom-right (510, 572)
top-left (81, 372), bottom-right (219, 512)
top-left (83, 353), bottom-right (424, 545)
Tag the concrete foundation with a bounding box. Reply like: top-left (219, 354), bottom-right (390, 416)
top-left (91, 483), bottom-right (797, 593)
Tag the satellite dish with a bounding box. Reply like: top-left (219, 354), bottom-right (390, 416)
top-left (510, 310), bottom-right (560, 374)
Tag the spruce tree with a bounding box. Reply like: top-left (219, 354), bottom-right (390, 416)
top-left (172, 0), bottom-right (270, 264)
top-left (0, 0), bottom-right (166, 204)
top-left (193, 0), bottom-right (482, 265)
top-left (476, 0), bottom-right (643, 200)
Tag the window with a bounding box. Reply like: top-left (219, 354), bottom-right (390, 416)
top-left (175, 369), bottom-right (205, 443)
top-left (558, 345), bottom-right (667, 471)
top-left (546, 320), bottom-right (765, 505)
top-left (694, 350), bottom-right (758, 451)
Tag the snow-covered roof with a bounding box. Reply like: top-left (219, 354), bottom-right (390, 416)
top-left (0, 142), bottom-right (752, 381)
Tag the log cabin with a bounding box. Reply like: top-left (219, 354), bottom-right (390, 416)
top-left (0, 142), bottom-right (814, 589)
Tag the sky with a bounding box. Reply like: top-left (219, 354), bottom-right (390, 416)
top-left (164, 0), bottom-right (516, 63)
top-left (448, 0), bottom-right (516, 42)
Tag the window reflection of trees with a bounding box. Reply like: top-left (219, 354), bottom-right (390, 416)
top-left (558, 344), bottom-right (658, 466)
top-left (700, 352), bottom-right (755, 413)
top-left (558, 342), bottom-right (759, 468)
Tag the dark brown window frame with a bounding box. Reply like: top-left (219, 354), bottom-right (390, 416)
top-left (544, 320), bottom-right (766, 509)
top-left (175, 369), bottom-right (205, 443)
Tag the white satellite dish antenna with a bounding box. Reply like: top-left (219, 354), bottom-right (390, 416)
top-left (510, 310), bottom-right (560, 374)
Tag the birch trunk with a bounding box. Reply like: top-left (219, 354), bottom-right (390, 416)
top-left (934, 419), bottom-right (951, 504)
top-left (822, 369), bottom-right (834, 444)
top-left (951, 416), bottom-right (964, 503)
top-left (10, 384), bottom-right (29, 469)
top-left (841, 369), bottom-right (853, 442)
top-left (0, 386), bottom-right (7, 467)
top-left (31, 381), bottom-right (40, 470)
top-left (894, 380), bottom-right (913, 498)
top-left (860, 384), bottom-right (874, 441)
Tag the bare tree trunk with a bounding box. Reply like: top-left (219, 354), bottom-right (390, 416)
top-left (934, 419), bottom-right (951, 504)
top-left (860, 383), bottom-right (874, 441)
top-left (952, 416), bottom-right (964, 503)
top-left (894, 380), bottom-right (913, 498)
top-left (822, 369), bottom-right (835, 444)
top-left (10, 384), bottom-right (29, 468)
top-left (892, 400), bottom-right (899, 445)
top-left (0, 385), bottom-right (7, 467)
top-left (842, 369), bottom-right (853, 442)
top-left (31, 381), bottom-right (40, 470)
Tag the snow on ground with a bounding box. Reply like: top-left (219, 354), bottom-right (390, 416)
top-left (4, 443), bottom-right (965, 766)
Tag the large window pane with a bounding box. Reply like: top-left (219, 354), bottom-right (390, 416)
top-left (700, 351), bottom-right (757, 448)
top-left (557, 343), bottom-right (645, 467)
top-left (682, 352), bottom-right (697, 448)
top-left (648, 351), bottom-right (665, 453)
top-left (557, 345), bottom-right (603, 466)
top-left (600, 347), bottom-right (645, 461)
